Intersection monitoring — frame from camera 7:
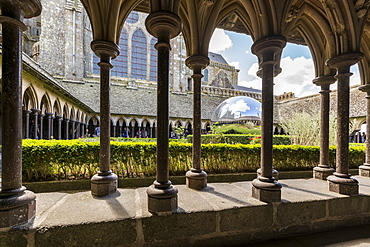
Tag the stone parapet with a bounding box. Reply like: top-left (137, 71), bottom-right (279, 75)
top-left (4, 176), bottom-right (370, 246)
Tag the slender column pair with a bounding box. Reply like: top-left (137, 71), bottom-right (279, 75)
top-left (326, 53), bottom-right (363, 195)
top-left (90, 40), bottom-right (119, 196)
top-left (24, 110), bottom-right (31, 138)
top-left (0, 0), bottom-right (41, 228)
top-left (251, 36), bottom-right (286, 203)
top-left (313, 76), bottom-right (336, 180)
top-left (358, 84), bottom-right (370, 176)
top-left (145, 10), bottom-right (182, 215)
top-left (185, 55), bottom-right (209, 190)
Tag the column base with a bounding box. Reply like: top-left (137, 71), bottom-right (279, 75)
top-left (147, 181), bottom-right (178, 216)
top-left (252, 177), bottom-right (282, 203)
top-left (313, 166), bottom-right (335, 180)
top-left (0, 190), bottom-right (36, 229)
top-left (327, 173), bottom-right (358, 195)
top-left (186, 169), bottom-right (207, 190)
top-left (359, 163), bottom-right (370, 177)
top-left (91, 173), bottom-right (118, 197)
top-left (257, 168), bottom-right (279, 180)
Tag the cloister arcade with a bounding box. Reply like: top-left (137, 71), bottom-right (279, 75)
top-left (4, 0), bottom-right (370, 231)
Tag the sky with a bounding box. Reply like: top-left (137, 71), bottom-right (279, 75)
top-left (209, 29), bottom-right (361, 98)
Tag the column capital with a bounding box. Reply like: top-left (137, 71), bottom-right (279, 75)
top-left (145, 10), bottom-right (182, 41)
top-left (31, 108), bottom-right (40, 113)
top-left (251, 35), bottom-right (286, 63)
top-left (326, 52), bottom-right (363, 73)
top-left (313, 75), bottom-right (336, 87)
top-left (1, 0), bottom-right (41, 18)
top-left (91, 40), bottom-right (119, 60)
top-left (185, 55), bottom-right (210, 73)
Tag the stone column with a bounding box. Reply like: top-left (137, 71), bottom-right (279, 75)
top-left (24, 110), bottom-right (31, 138)
top-left (57, 116), bottom-right (62, 140)
top-left (64, 118), bottom-right (70, 139)
top-left (0, 0), bottom-right (41, 228)
top-left (46, 113), bottom-right (53, 140)
top-left (112, 125), bottom-right (116, 137)
top-left (150, 127), bottom-right (153, 138)
top-left (31, 109), bottom-right (40, 139)
top-left (39, 114), bottom-right (44, 139)
top-left (71, 120), bottom-right (75, 139)
top-left (359, 84), bottom-right (370, 176)
top-left (90, 40), bottom-right (119, 197)
top-left (145, 10), bottom-right (182, 215)
top-left (326, 52), bottom-right (363, 195)
top-left (251, 36), bottom-right (286, 203)
top-left (185, 55), bottom-right (209, 190)
top-left (313, 76), bottom-right (336, 180)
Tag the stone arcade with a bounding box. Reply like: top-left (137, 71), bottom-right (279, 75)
top-left (3, 0), bottom-right (370, 246)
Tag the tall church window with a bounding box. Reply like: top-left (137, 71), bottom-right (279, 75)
top-left (131, 29), bottom-right (147, 80)
top-left (150, 38), bottom-right (158, 81)
top-left (111, 28), bottom-right (128, 77)
top-left (127, 11), bottom-right (139, 24)
top-left (92, 29), bottom-right (128, 77)
top-left (204, 69), bottom-right (209, 82)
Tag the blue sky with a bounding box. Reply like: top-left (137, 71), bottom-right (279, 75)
top-left (209, 29), bottom-right (361, 97)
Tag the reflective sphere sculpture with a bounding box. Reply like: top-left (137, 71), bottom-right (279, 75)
top-left (212, 96), bottom-right (261, 122)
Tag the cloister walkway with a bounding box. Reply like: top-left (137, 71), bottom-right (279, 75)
top-left (4, 175), bottom-right (370, 246)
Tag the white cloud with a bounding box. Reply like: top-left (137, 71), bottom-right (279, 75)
top-left (240, 56), bottom-right (319, 97)
top-left (209, 29), bottom-right (233, 53)
top-left (229, 61), bottom-right (240, 69)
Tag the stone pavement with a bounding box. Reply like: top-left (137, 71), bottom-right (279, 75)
top-left (4, 176), bottom-right (370, 246)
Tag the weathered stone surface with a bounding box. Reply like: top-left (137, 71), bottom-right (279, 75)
top-left (220, 205), bottom-right (273, 232)
top-left (328, 196), bottom-right (368, 217)
top-left (35, 220), bottom-right (137, 247)
top-left (142, 212), bottom-right (216, 242)
top-left (0, 229), bottom-right (28, 247)
top-left (276, 201), bottom-right (326, 226)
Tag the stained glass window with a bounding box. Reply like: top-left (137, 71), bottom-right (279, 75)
top-left (127, 11), bottom-right (139, 24)
top-left (150, 38), bottom-right (158, 82)
top-left (131, 29), bottom-right (147, 80)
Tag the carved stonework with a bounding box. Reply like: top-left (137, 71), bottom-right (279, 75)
top-left (322, 0), bottom-right (346, 35)
top-left (354, 0), bottom-right (370, 18)
top-left (286, 6), bottom-right (299, 23)
top-left (208, 71), bottom-right (234, 89)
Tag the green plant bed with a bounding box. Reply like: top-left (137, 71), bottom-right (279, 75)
top-left (186, 134), bottom-right (291, 145)
top-left (21, 140), bottom-right (365, 182)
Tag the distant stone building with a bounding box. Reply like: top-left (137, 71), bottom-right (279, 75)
top-left (8, 3), bottom-right (262, 140)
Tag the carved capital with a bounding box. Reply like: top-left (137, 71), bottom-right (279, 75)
top-left (252, 36), bottom-right (286, 64)
top-left (91, 40), bottom-right (120, 59)
top-left (359, 84), bottom-right (370, 94)
top-left (326, 52), bottom-right (363, 73)
top-left (313, 75), bottom-right (336, 87)
top-left (185, 55), bottom-right (210, 72)
top-left (2, 0), bottom-right (42, 18)
top-left (145, 11), bottom-right (182, 40)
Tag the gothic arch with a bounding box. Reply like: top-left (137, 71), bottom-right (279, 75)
top-left (40, 93), bottom-right (52, 114)
top-left (53, 99), bottom-right (62, 116)
top-left (23, 86), bottom-right (38, 110)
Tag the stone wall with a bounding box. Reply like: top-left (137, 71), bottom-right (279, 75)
top-left (276, 85), bottom-right (367, 127)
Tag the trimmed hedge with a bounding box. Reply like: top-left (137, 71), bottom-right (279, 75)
top-left (21, 140), bottom-right (365, 182)
top-left (187, 134), bottom-right (291, 145)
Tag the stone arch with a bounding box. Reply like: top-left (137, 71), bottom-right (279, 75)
top-left (23, 86), bottom-right (38, 110)
top-left (53, 99), bottom-right (62, 116)
top-left (40, 93), bottom-right (52, 114)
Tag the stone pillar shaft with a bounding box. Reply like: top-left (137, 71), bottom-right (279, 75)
top-left (185, 55), bottom-right (209, 190)
top-left (156, 40), bottom-right (170, 183)
top-left (1, 8), bottom-right (24, 193)
top-left (326, 53), bottom-right (363, 195)
top-left (39, 114), bottom-right (44, 139)
top-left (313, 76), bottom-right (336, 180)
top-left (57, 116), bottom-right (62, 140)
top-left (250, 36), bottom-right (286, 203)
top-left (24, 110), bottom-right (31, 139)
top-left (90, 40), bottom-right (119, 197)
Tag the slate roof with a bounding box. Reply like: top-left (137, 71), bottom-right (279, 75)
top-left (208, 52), bottom-right (229, 65)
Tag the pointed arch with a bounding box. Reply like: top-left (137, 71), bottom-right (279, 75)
top-left (23, 86), bottom-right (38, 110)
top-left (53, 99), bottom-right (62, 116)
top-left (40, 93), bottom-right (52, 114)
top-left (131, 28), bottom-right (147, 80)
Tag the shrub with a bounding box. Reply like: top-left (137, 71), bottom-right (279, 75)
top-left (187, 134), bottom-right (291, 145)
top-left (21, 140), bottom-right (365, 182)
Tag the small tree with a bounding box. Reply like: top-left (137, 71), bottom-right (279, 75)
top-left (281, 111), bottom-right (336, 146)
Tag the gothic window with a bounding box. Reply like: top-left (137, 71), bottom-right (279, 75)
top-left (92, 28), bottom-right (128, 77)
top-left (150, 38), bottom-right (158, 81)
top-left (131, 29), bottom-right (147, 80)
top-left (111, 28), bottom-right (128, 77)
top-left (204, 69), bottom-right (209, 82)
top-left (127, 11), bottom-right (139, 24)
